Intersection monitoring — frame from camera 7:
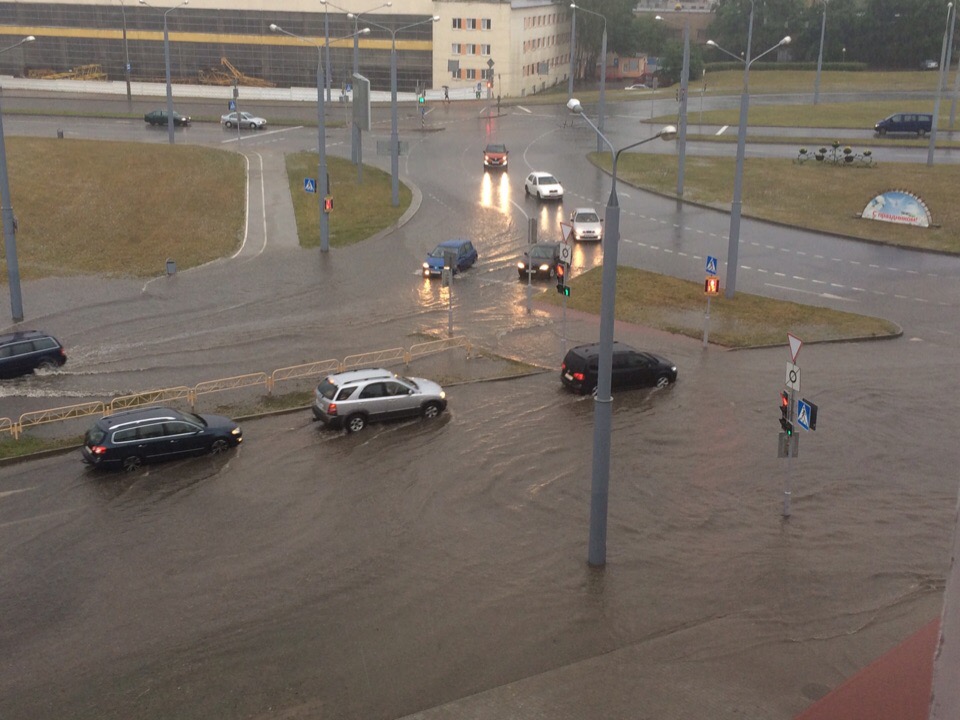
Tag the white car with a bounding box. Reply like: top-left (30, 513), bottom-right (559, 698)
top-left (524, 171), bottom-right (564, 201)
top-left (220, 111), bottom-right (267, 130)
top-left (570, 207), bottom-right (603, 241)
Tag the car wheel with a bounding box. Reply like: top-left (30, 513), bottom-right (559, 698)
top-left (210, 438), bottom-right (230, 454)
top-left (655, 375), bottom-right (671, 389)
top-left (422, 401), bottom-right (442, 420)
top-left (524, 185), bottom-right (530, 196)
top-left (122, 455), bottom-right (142, 472)
top-left (225, 121), bottom-right (234, 129)
top-left (36, 358), bottom-right (58, 371)
top-left (346, 414), bottom-right (366, 433)
top-left (878, 128), bottom-right (886, 136)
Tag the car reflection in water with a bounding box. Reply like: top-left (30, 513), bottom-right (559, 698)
top-left (480, 171), bottom-right (511, 214)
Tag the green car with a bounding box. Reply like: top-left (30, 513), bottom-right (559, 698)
top-left (144, 109), bottom-right (191, 126)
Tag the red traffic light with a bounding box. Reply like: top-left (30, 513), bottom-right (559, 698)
top-left (780, 391), bottom-right (789, 409)
top-left (704, 276), bottom-right (720, 295)
top-left (323, 196), bottom-right (333, 213)
top-left (486, 80), bottom-right (493, 88)
top-left (556, 263), bottom-right (566, 281)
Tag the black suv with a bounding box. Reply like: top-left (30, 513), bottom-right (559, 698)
top-left (560, 341), bottom-right (677, 395)
top-left (82, 407), bottom-right (242, 472)
top-left (0, 330), bottom-right (67, 379)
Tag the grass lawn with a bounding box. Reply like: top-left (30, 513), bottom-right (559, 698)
top-left (285, 153), bottom-right (412, 248)
top-left (4, 138), bottom-right (246, 280)
top-left (538, 266), bottom-right (900, 348)
top-left (591, 153), bottom-right (960, 253)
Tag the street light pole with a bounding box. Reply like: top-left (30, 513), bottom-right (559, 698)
top-left (567, 98), bottom-right (676, 568)
top-left (139, 0), bottom-right (188, 145)
top-left (814, 0), bottom-right (827, 105)
top-left (570, 4), bottom-right (607, 154)
top-left (324, 2), bottom-right (392, 170)
top-left (270, 24), bottom-right (370, 252)
top-left (0, 35), bottom-right (35, 324)
top-left (707, 29), bottom-right (790, 299)
top-left (929, 2), bottom-right (955, 166)
top-left (568, 4), bottom-right (576, 99)
top-left (118, 0), bottom-right (132, 105)
top-left (365, 15), bottom-right (440, 207)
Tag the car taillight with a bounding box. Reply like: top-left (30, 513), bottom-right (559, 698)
top-left (561, 362), bottom-right (566, 371)
top-left (328, 403), bottom-right (337, 416)
top-left (90, 445), bottom-right (107, 455)
top-left (573, 372), bottom-right (585, 382)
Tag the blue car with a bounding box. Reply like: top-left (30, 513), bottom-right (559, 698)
top-left (422, 238), bottom-right (478, 278)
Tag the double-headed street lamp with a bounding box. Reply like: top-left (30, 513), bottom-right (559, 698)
top-left (0, 35), bottom-right (35, 323)
top-left (568, 4), bottom-right (576, 99)
top-left (928, 1), bottom-right (956, 166)
top-left (363, 15), bottom-right (440, 207)
top-left (707, 28), bottom-right (790, 299)
top-left (814, 0), bottom-right (827, 105)
top-left (321, 1), bottom-right (392, 171)
top-left (138, 0), bottom-right (188, 145)
top-left (570, 4), bottom-right (607, 154)
top-left (567, 97), bottom-right (677, 568)
top-left (270, 24), bottom-right (371, 253)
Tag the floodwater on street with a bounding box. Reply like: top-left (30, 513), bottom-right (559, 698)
top-left (1, 334), bottom-right (956, 720)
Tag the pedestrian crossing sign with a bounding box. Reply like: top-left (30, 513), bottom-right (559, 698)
top-left (705, 255), bottom-right (718, 275)
top-left (303, 178), bottom-right (317, 194)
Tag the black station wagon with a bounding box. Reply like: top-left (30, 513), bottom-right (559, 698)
top-left (82, 406), bottom-right (242, 472)
top-left (560, 341), bottom-right (678, 395)
top-left (0, 330), bottom-right (67, 379)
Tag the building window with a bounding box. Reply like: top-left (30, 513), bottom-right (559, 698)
top-left (467, 18), bottom-right (477, 30)
top-left (466, 44), bottom-right (475, 55)
top-left (480, 44), bottom-right (491, 55)
top-left (467, 68), bottom-right (477, 79)
top-left (451, 43), bottom-right (460, 54)
top-left (482, 18), bottom-right (492, 30)
top-left (452, 18), bottom-right (462, 29)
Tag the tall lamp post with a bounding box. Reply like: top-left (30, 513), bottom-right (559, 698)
top-left (270, 24), bottom-right (370, 253)
top-left (0, 35), bottom-right (35, 324)
top-left (928, 1), bottom-right (955, 167)
top-left (813, 0), bottom-right (827, 105)
top-left (322, 1), bottom-right (392, 170)
top-left (568, 4), bottom-right (576, 99)
top-left (706, 29), bottom-right (790, 299)
top-left (655, 13), bottom-right (691, 197)
top-left (567, 98), bottom-right (676, 568)
top-left (118, 0), bottom-right (133, 105)
top-left (139, 0), bottom-right (188, 145)
top-left (570, 4), bottom-right (607, 153)
top-left (364, 15), bottom-right (440, 207)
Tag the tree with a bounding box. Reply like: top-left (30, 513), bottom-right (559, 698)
top-left (562, 0), bottom-right (666, 80)
top-left (707, 0), bottom-right (805, 61)
top-left (657, 40), bottom-right (706, 86)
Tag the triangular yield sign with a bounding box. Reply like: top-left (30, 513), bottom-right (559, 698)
top-left (787, 333), bottom-right (803, 363)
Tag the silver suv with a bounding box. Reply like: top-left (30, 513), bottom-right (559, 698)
top-left (312, 368), bottom-right (448, 433)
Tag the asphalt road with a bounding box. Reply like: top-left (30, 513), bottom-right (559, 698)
top-left (0, 90), bottom-right (958, 719)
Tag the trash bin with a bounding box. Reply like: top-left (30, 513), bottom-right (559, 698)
top-left (166, 258), bottom-right (176, 276)
top-left (57, 129), bottom-right (64, 139)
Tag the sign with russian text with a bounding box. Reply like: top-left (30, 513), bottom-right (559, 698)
top-left (861, 190), bottom-right (931, 227)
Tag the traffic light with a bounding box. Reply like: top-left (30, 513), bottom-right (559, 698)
top-left (418, 93), bottom-right (425, 104)
top-left (556, 262), bottom-right (570, 296)
top-left (486, 80), bottom-right (493, 89)
top-left (779, 391), bottom-right (793, 435)
top-left (323, 196), bottom-right (333, 213)
top-left (704, 276), bottom-right (720, 295)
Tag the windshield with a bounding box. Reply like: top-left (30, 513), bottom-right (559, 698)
top-left (530, 246), bottom-right (555, 259)
top-left (540, 176), bottom-right (559, 185)
top-left (485, 145), bottom-right (506, 153)
top-left (576, 212), bottom-right (600, 223)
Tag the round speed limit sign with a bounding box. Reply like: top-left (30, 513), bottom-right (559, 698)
top-left (559, 243), bottom-right (572, 263)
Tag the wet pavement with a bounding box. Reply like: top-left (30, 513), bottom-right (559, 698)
top-left (0, 85), bottom-right (959, 719)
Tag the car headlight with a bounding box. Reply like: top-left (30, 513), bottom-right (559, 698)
top-left (230, 427), bottom-right (241, 435)
top-left (538, 263), bottom-right (550, 271)
top-left (517, 261), bottom-right (526, 270)
top-left (439, 391), bottom-right (446, 400)
top-left (422, 262), bottom-right (430, 269)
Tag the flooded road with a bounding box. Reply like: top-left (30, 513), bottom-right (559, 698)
top-left (1, 333), bottom-right (955, 719)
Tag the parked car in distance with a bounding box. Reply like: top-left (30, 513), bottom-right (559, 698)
top-left (0, 330), bottom-right (67, 379)
top-left (423, 238), bottom-right (478, 277)
top-left (560, 341), bottom-right (677, 395)
top-left (922, 59), bottom-right (939, 70)
top-left (518, 242), bottom-right (561, 280)
top-left (81, 407), bottom-right (242, 472)
top-left (312, 368), bottom-right (448, 433)
top-left (524, 171), bottom-right (564, 200)
top-left (570, 207), bottom-right (603, 241)
top-left (874, 113), bottom-right (933, 136)
top-left (483, 143), bottom-right (509, 170)
top-left (625, 83), bottom-right (649, 90)
top-left (144, 109), bottom-right (191, 126)
top-left (220, 111), bottom-right (267, 129)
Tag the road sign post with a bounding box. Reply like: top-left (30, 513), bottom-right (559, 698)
top-left (703, 261), bottom-right (719, 348)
